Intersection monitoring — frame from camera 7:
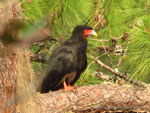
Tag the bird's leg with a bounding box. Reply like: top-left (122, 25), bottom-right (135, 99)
top-left (63, 81), bottom-right (68, 91)
top-left (63, 81), bottom-right (74, 91)
top-left (68, 83), bottom-right (75, 91)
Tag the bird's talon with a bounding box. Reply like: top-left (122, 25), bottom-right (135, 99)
top-left (68, 86), bottom-right (75, 92)
top-left (63, 81), bottom-right (75, 92)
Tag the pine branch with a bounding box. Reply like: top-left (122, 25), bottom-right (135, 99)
top-left (116, 41), bottom-right (130, 67)
top-left (16, 84), bottom-right (150, 113)
top-left (89, 54), bottom-right (148, 88)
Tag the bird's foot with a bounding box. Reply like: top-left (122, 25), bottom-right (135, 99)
top-left (63, 81), bottom-right (75, 92)
top-left (65, 85), bottom-right (75, 92)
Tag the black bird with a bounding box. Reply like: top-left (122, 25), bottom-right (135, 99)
top-left (40, 25), bottom-right (97, 93)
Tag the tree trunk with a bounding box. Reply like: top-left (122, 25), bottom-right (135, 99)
top-left (0, 1), bottom-right (36, 113)
top-left (0, 1), bottom-right (18, 112)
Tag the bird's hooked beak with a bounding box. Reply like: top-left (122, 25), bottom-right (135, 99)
top-left (90, 30), bottom-right (98, 38)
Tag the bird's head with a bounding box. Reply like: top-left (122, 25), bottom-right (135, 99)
top-left (72, 25), bottom-right (97, 39)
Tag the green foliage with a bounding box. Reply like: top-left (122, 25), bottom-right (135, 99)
top-left (86, 0), bottom-right (150, 84)
top-left (102, 0), bottom-right (147, 39)
top-left (120, 15), bottom-right (150, 83)
top-left (32, 61), bottom-right (42, 71)
top-left (30, 45), bottom-right (40, 53)
top-left (22, 0), bottom-right (95, 37)
top-left (20, 0), bottom-right (150, 85)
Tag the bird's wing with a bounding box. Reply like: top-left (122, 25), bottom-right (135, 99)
top-left (41, 45), bottom-right (77, 93)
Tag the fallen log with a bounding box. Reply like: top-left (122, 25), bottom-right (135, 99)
top-left (17, 84), bottom-right (150, 113)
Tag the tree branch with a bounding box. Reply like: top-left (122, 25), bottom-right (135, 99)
top-left (88, 54), bottom-right (148, 88)
top-left (18, 84), bottom-right (150, 113)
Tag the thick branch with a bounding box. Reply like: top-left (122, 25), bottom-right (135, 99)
top-left (19, 84), bottom-right (150, 113)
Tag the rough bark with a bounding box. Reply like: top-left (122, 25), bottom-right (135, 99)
top-left (18, 84), bottom-right (150, 113)
top-left (0, 1), bottom-right (18, 113)
top-left (0, 1), bottom-right (36, 113)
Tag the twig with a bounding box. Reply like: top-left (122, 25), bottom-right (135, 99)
top-left (89, 38), bottom-right (110, 42)
top-left (93, 0), bottom-right (103, 29)
top-left (90, 32), bottom-right (129, 42)
top-left (45, 42), bottom-right (58, 61)
top-left (30, 53), bottom-right (46, 63)
top-left (93, 15), bottom-right (104, 29)
top-left (89, 54), bottom-right (148, 88)
top-left (101, 37), bottom-right (113, 67)
top-left (85, 53), bottom-right (108, 75)
top-left (93, 0), bottom-right (112, 29)
top-left (116, 41), bottom-right (130, 67)
top-left (104, 0), bottom-right (112, 16)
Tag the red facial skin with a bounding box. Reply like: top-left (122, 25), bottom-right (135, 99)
top-left (84, 29), bottom-right (92, 37)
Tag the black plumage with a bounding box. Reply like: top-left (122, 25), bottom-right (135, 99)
top-left (40, 25), bottom-right (97, 93)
